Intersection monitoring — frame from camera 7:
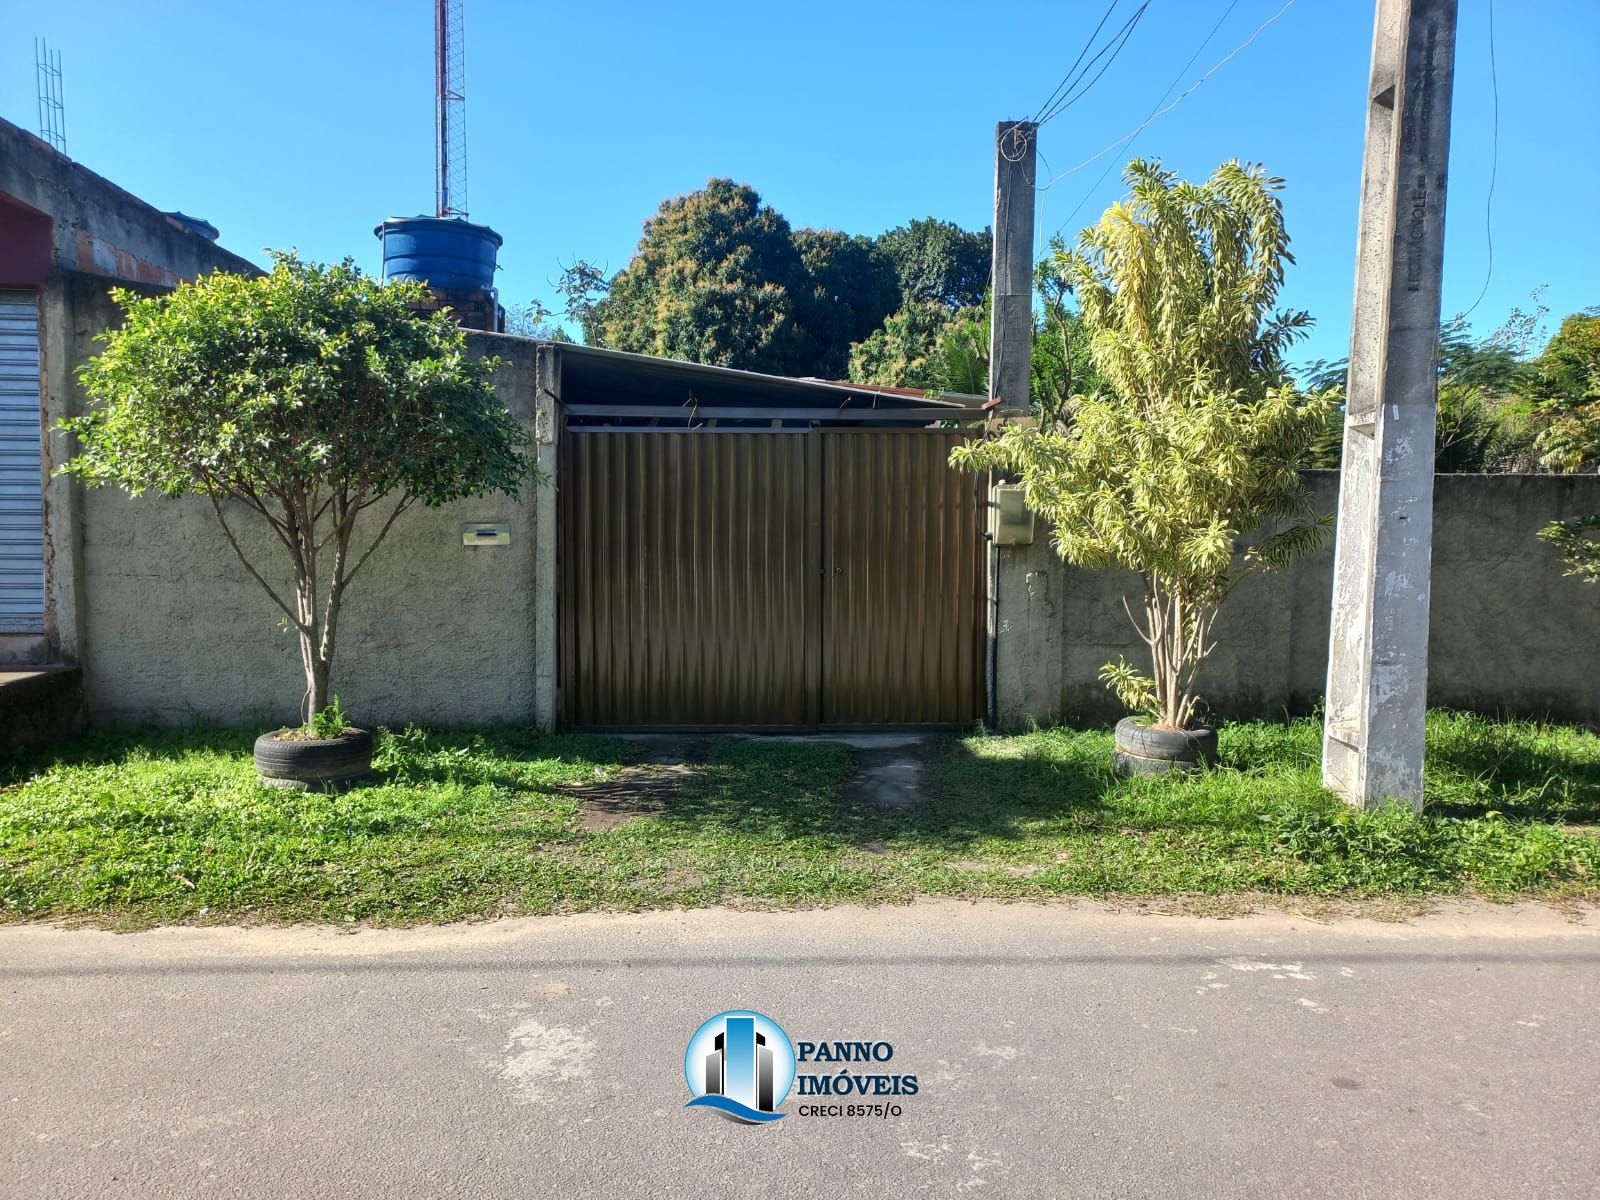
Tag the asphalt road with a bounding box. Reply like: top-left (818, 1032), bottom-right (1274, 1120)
top-left (3, 902), bottom-right (1597, 1199)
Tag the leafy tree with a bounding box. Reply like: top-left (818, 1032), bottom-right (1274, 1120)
top-left (1530, 310), bottom-right (1600, 581)
top-left (876, 217), bottom-right (992, 310)
top-left (1298, 298), bottom-right (1549, 471)
top-left (928, 304), bottom-right (989, 397)
top-left (793, 229), bottom-right (899, 379)
top-left (846, 279), bottom-right (1104, 419)
top-left (1033, 259), bottom-right (1105, 424)
top-left (953, 160), bottom-right (1334, 730)
top-left (63, 254), bottom-right (537, 724)
top-left (578, 179), bottom-right (815, 375)
top-left (554, 258), bottom-right (611, 338)
top-left (559, 187), bottom-right (993, 380)
top-left (847, 302), bottom-right (957, 391)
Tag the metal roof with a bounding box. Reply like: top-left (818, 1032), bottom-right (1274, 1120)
top-left (545, 341), bottom-right (993, 424)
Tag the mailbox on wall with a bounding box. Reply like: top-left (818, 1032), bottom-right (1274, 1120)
top-left (462, 522), bottom-right (510, 547)
top-left (992, 485), bottom-right (1034, 546)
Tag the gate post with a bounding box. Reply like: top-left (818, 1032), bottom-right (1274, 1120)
top-left (532, 344), bottom-right (561, 730)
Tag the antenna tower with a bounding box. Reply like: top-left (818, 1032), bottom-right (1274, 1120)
top-left (35, 38), bottom-right (66, 153)
top-left (435, 0), bottom-right (468, 218)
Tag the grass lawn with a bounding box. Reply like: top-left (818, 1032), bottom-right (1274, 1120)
top-left (2, 712), bottom-right (1597, 927)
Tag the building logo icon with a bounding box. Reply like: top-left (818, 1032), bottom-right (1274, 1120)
top-left (683, 1010), bottom-right (796, 1124)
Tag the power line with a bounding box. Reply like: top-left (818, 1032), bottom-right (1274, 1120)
top-left (1037, 2), bottom-right (1154, 128)
top-left (1462, 0), bottom-right (1498, 319)
top-left (1051, 0), bottom-right (1244, 235)
top-left (1030, 0), bottom-right (1124, 127)
top-left (1034, 0), bottom-right (1302, 201)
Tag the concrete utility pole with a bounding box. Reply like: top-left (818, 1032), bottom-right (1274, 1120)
top-left (1323, 0), bottom-right (1459, 810)
top-left (989, 121), bottom-right (1037, 415)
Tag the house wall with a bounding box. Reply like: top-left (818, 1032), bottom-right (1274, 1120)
top-left (995, 471), bottom-right (1600, 729)
top-left (0, 119), bottom-right (257, 287)
top-left (5, 116), bottom-right (261, 669)
top-left (67, 330), bottom-right (559, 730)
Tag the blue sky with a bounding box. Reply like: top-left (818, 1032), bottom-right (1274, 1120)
top-left (3, 0), bottom-right (1595, 366)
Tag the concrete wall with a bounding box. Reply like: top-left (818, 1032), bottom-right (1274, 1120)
top-left (68, 332), bottom-right (557, 731)
top-left (996, 471), bottom-right (1600, 729)
top-left (5, 115), bottom-right (261, 668)
top-left (0, 118), bottom-right (257, 286)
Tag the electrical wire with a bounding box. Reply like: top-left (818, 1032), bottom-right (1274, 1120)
top-left (1036, 1), bottom-right (1154, 128)
top-left (1462, 0), bottom-right (1498, 319)
top-left (1033, 0), bottom-right (1302, 197)
top-left (1030, 0), bottom-right (1124, 127)
top-left (1049, 0), bottom-right (1245, 234)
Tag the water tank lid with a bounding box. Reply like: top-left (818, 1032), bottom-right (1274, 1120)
top-left (373, 215), bottom-right (503, 248)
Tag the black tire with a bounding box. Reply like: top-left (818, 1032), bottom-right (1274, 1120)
top-left (1113, 717), bottom-right (1218, 779)
top-left (254, 728), bottom-right (375, 791)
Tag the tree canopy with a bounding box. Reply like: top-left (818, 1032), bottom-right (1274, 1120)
top-left (847, 290), bottom-right (1103, 421)
top-left (548, 182), bottom-right (990, 381)
top-left (577, 179), bottom-right (815, 375)
top-left (64, 253), bottom-right (536, 723)
top-left (1531, 310), bottom-right (1600, 581)
top-left (793, 228), bottom-right (899, 379)
top-left (1299, 300), bottom-right (1551, 472)
top-left (875, 217), bottom-right (992, 310)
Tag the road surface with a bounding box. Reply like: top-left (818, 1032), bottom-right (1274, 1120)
top-left (3, 901), bottom-right (1597, 1198)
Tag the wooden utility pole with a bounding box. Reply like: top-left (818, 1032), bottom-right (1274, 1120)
top-left (1323, 0), bottom-right (1459, 809)
top-left (982, 120), bottom-right (1038, 730)
top-left (989, 121), bottom-right (1037, 415)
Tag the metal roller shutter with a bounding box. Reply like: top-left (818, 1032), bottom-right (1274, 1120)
top-left (0, 292), bottom-right (44, 634)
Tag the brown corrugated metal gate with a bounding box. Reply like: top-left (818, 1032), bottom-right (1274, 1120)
top-left (559, 428), bottom-right (984, 730)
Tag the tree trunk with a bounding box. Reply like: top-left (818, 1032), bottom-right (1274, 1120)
top-left (304, 644), bottom-right (331, 719)
top-left (293, 532), bottom-right (328, 725)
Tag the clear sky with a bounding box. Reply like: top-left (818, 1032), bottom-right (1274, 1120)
top-left (3, 0), bottom-right (1595, 366)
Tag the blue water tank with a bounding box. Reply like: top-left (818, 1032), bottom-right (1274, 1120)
top-left (374, 216), bottom-right (503, 291)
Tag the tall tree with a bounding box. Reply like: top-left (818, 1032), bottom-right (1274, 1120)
top-left (583, 179), bottom-right (813, 375)
top-left (793, 229), bottom-right (899, 379)
top-left (876, 218), bottom-right (993, 310)
top-left (1530, 310), bottom-right (1600, 581)
top-left (846, 302), bottom-right (955, 391)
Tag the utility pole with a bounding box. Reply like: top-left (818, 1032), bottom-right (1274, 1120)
top-left (1322, 0), bottom-right (1459, 810)
top-left (989, 121), bottom-right (1037, 415)
top-left (983, 120), bottom-right (1037, 730)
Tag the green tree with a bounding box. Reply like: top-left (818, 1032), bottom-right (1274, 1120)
top-left (793, 228), bottom-right (899, 379)
top-left (1298, 299), bottom-right (1549, 472)
top-left (846, 280), bottom-right (1104, 418)
top-left (582, 179), bottom-right (813, 374)
top-left (1530, 310), bottom-right (1600, 581)
top-left (953, 159), bottom-right (1334, 730)
top-left (847, 302), bottom-right (957, 391)
top-left (876, 217), bottom-right (992, 310)
top-left (1033, 259), bottom-right (1105, 424)
top-left (63, 254), bottom-right (537, 724)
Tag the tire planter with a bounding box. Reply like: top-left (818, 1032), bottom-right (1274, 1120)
top-left (253, 728), bottom-right (375, 791)
top-left (1112, 717), bottom-right (1218, 778)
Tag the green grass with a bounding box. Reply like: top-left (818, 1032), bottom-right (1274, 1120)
top-left (1, 711), bottom-right (1596, 926)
